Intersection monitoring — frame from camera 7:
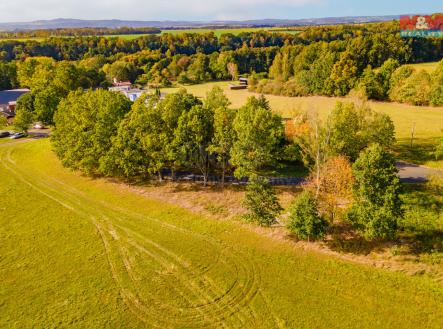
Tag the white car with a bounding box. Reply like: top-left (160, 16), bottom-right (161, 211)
top-left (33, 123), bottom-right (44, 129)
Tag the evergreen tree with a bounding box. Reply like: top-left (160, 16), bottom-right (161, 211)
top-left (243, 176), bottom-right (283, 227)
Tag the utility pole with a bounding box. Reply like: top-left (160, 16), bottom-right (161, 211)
top-left (410, 122), bottom-right (416, 148)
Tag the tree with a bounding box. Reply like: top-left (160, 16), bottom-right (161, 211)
top-left (293, 113), bottom-right (331, 197)
top-left (288, 190), bottom-right (329, 241)
top-left (13, 93), bottom-right (35, 132)
top-left (0, 62), bottom-right (17, 90)
top-left (102, 95), bottom-right (167, 179)
top-left (33, 87), bottom-right (62, 125)
top-left (205, 87), bottom-right (234, 188)
top-left (389, 70), bottom-right (431, 106)
top-left (329, 52), bottom-right (358, 96)
top-left (230, 96), bottom-right (284, 178)
top-left (433, 130), bottom-right (443, 160)
top-left (307, 156), bottom-right (354, 222)
top-left (174, 105), bottom-right (214, 186)
top-left (13, 107), bottom-right (34, 132)
top-left (347, 144), bottom-right (402, 240)
top-left (328, 102), bottom-right (395, 161)
top-left (103, 60), bottom-right (138, 83)
top-left (52, 90), bottom-right (131, 175)
top-left (0, 115), bottom-right (7, 129)
top-left (356, 66), bottom-right (384, 100)
top-left (429, 60), bottom-right (443, 106)
top-left (227, 62), bottom-right (239, 81)
top-left (243, 176), bottom-right (282, 227)
top-left (157, 90), bottom-right (202, 177)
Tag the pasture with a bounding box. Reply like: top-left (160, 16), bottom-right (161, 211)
top-left (160, 28), bottom-right (301, 37)
top-left (1, 140), bottom-right (443, 327)
top-left (163, 81), bottom-right (443, 169)
top-left (409, 61), bottom-right (439, 73)
top-left (0, 28), bottom-right (301, 42)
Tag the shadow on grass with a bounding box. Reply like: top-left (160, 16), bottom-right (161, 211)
top-left (324, 182), bottom-right (443, 258)
top-left (394, 138), bottom-right (437, 165)
top-left (323, 222), bottom-right (393, 255)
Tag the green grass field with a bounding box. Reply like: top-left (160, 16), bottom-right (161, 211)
top-left (0, 28), bottom-right (300, 42)
top-left (1, 139), bottom-right (443, 328)
top-left (163, 81), bottom-right (443, 169)
top-left (160, 28), bottom-right (301, 37)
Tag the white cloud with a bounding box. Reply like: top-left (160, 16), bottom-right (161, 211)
top-left (0, 0), bottom-right (326, 22)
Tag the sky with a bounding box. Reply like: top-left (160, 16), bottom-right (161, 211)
top-left (0, 0), bottom-right (441, 22)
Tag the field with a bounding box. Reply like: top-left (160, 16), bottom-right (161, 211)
top-left (1, 139), bottom-right (443, 328)
top-left (0, 28), bottom-right (301, 42)
top-left (409, 62), bottom-right (439, 73)
top-left (160, 28), bottom-right (301, 37)
top-left (163, 81), bottom-right (443, 169)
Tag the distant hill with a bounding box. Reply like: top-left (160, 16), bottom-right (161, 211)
top-left (0, 16), bottom-right (400, 31)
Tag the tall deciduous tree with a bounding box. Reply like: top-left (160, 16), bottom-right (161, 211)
top-left (158, 89), bottom-right (202, 177)
top-left (52, 90), bottom-right (131, 175)
top-left (174, 105), bottom-right (214, 186)
top-left (205, 87), bottom-right (234, 188)
top-left (102, 95), bottom-right (167, 180)
top-left (347, 144), bottom-right (402, 240)
top-left (230, 96), bottom-right (284, 178)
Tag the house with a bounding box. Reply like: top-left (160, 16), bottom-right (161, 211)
top-left (0, 88), bottom-right (30, 112)
top-left (109, 84), bottom-right (166, 103)
top-left (239, 77), bottom-right (249, 86)
top-left (109, 85), bottom-right (145, 102)
top-left (0, 89), bottom-right (30, 124)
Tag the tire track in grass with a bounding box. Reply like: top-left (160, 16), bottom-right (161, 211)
top-left (2, 150), bottom-right (226, 327)
top-left (1, 147), bottom-right (263, 328)
top-left (26, 162), bottom-right (263, 326)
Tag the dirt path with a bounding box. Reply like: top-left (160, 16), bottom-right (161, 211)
top-left (397, 161), bottom-right (443, 183)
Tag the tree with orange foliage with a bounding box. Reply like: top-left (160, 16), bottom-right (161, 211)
top-left (306, 156), bottom-right (354, 222)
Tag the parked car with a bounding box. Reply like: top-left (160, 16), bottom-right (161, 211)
top-left (10, 132), bottom-right (26, 139)
top-left (33, 123), bottom-right (45, 129)
top-left (0, 131), bottom-right (10, 138)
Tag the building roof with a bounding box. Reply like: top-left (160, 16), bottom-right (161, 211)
top-left (0, 108), bottom-right (15, 118)
top-left (0, 89), bottom-right (30, 106)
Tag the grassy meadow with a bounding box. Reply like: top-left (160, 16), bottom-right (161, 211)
top-left (163, 81), bottom-right (443, 169)
top-left (160, 28), bottom-right (301, 37)
top-left (409, 62), bottom-right (439, 73)
top-left (0, 27), bottom-right (301, 42)
top-left (1, 139), bottom-right (443, 328)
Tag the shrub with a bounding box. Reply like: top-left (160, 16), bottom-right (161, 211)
top-left (243, 176), bottom-right (283, 227)
top-left (288, 190), bottom-right (329, 241)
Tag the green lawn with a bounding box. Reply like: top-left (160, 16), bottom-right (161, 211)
top-left (163, 81), bottom-right (443, 169)
top-left (1, 139), bottom-right (443, 328)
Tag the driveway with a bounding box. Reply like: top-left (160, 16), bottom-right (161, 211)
top-left (397, 161), bottom-right (443, 183)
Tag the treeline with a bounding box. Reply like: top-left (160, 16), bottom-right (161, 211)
top-left (52, 88), bottom-right (285, 185)
top-left (0, 27), bottom-right (161, 39)
top-left (0, 22), bottom-right (441, 62)
top-left (50, 87), bottom-right (396, 186)
top-left (0, 22), bottom-right (442, 108)
top-left (50, 87), bottom-right (402, 241)
top-left (250, 36), bottom-right (443, 106)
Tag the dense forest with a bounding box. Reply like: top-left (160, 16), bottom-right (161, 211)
top-left (1, 21), bottom-right (442, 109)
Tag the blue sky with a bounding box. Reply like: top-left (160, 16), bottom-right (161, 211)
top-left (0, 0), bottom-right (441, 22)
